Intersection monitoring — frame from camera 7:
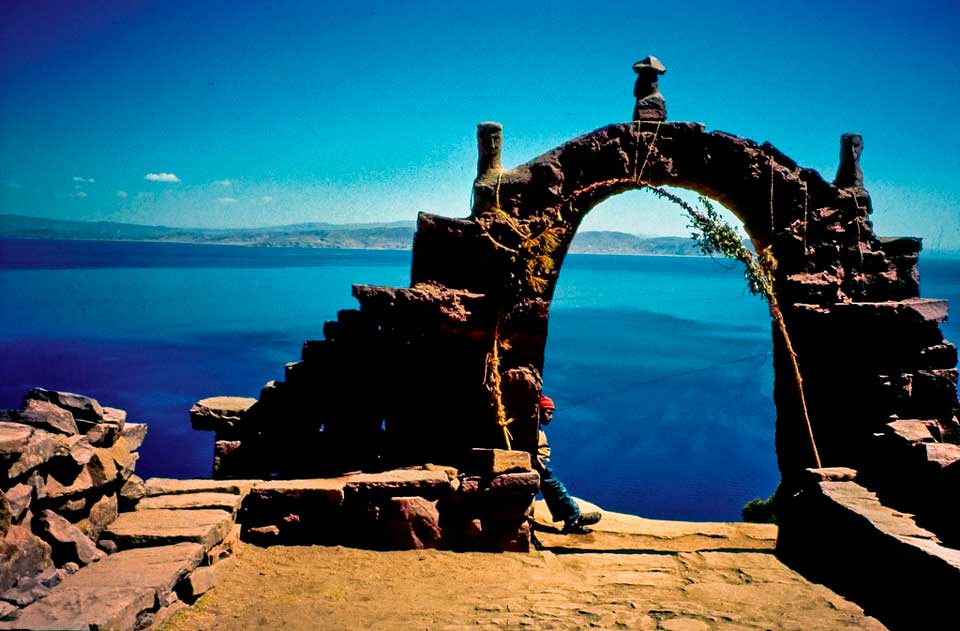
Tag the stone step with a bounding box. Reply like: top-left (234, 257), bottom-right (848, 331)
top-left (0, 542), bottom-right (203, 631)
top-left (143, 478), bottom-right (253, 497)
top-left (101, 509), bottom-right (234, 551)
top-left (136, 492), bottom-right (243, 514)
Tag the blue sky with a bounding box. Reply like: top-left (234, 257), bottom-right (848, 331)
top-left (1, 0), bottom-right (958, 249)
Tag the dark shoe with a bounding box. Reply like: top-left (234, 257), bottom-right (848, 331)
top-left (562, 511), bottom-right (602, 534)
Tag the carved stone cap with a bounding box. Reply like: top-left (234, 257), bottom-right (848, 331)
top-left (633, 55), bottom-right (666, 74)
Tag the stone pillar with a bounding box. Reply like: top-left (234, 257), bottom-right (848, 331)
top-left (476, 122), bottom-right (503, 179)
top-left (834, 133), bottom-right (864, 190)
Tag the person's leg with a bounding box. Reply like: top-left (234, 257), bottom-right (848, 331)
top-left (537, 459), bottom-right (580, 525)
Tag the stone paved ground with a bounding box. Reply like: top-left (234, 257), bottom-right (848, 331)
top-left (160, 500), bottom-right (887, 631)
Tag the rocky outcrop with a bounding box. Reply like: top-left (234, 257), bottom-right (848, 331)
top-left (0, 388), bottom-right (153, 623)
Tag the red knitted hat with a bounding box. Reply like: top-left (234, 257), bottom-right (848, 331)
top-left (539, 395), bottom-right (555, 410)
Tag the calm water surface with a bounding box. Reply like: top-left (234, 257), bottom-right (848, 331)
top-left (1, 239), bottom-right (957, 521)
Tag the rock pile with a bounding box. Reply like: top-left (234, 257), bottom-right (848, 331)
top-left (1, 389), bottom-right (145, 606)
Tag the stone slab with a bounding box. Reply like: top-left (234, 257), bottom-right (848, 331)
top-left (189, 396), bottom-right (256, 433)
top-left (24, 388), bottom-right (104, 423)
top-left (342, 469), bottom-right (456, 499)
top-left (137, 492), bottom-right (242, 513)
top-left (464, 448), bottom-right (532, 475)
top-left (102, 509), bottom-right (234, 551)
top-left (0, 543), bottom-right (203, 631)
top-left (144, 478), bottom-right (254, 497)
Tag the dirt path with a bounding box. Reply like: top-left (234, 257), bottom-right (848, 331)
top-left (160, 502), bottom-right (886, 631)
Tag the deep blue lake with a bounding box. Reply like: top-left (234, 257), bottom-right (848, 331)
top-left (2, 238), bottom-right (957, 521)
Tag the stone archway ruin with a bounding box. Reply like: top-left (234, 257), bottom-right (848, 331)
top-left (203, 116), bottom-right (958, 544)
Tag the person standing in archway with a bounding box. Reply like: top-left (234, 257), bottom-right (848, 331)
top-left (537, 395), bottom-right (603, 534)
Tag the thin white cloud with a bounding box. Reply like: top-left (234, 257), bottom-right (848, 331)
top-left (145, 172), bottom-right (181, 183)
top-left (215, 179), bottom-right (232, 187)
top-left (73, 191), bottom-right (88, 198)
top-left (72, 176), bottom-right (95, 184)
top-left (261, 195), bottom-right (273, 203)
top-left (116, 191), bottom-right (128, 199)
top-left (217, 196), bottom-right (237, 204)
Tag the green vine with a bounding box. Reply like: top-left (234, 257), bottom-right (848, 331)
top-left (647, 186), bottom-right (822, 469)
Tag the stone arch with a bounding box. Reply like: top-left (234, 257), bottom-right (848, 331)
top-left (214, 120), bottom-right (956, 516)
top-left (407, 121), bottom-right (951, 483)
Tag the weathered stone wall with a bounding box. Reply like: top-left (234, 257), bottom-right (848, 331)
top-left (194, 120), bottom-right (958, 543)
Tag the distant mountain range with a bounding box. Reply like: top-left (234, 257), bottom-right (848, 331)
top-left (0, 214), bottom-right (703, 256)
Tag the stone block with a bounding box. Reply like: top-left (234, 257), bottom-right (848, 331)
top-left (102, 509), bottom-right (234, 552)
top-left (137, 492), bottom-right (242, 513)
top-left (17, 399), bottom-right (78, 435)
top-left (0, 542), bottom-right (203, 631)
top-left (0, 422), bottom-right (33, 460)
top-left (190, 396), bottom-right (256, 434)
top-left (89, 446), bottom-right (120, 486)
top-left (120, 474), bottom-right (146, 509)
top-left (463, 448), bottom-right (532, 475)
top-left (63, 434), bottom-right (95, 467)
top-left (342, 469), bottom-right (456, 502)
top-left (921, 443), bottom-right (960, 470)
top-left (144, 477), bottom-right (253, 497)
top-left (886, 420), bottom-right (936, 444)
top-left (36, 510), bottom-right (103, 566)
top-left (42, 465), bottom-right (96, 500)
top-left (83, 419), bottom-right (121, 447)
top-left (76, 493), bottom-right (119, 540)
top-left (481, 519), bottom-right (532, 552)
top-left (120, 422), bottom-right (147, 451)
top-left (107, 437), bottom-right (138, 480)
top-left (379, 496), bottom-right (442, 550)
top-left (3, 425), bottom-right (67, 480)
top-left (206, 524), bottom-right (241, 565)
top-left (242, 479), bottom-right (346, 543)
top-left (24, 388), bottom-right (104, 422)
top-left (484, 471), bottom-right (540, 496)
top-left (178, 565), bottom-right (218, 601)
top-left (3, 484), bottom-right (31, 524)
top-left (0, 525), bottom-right (53, 593)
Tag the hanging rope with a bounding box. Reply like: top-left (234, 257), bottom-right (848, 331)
top-left (635, 121), bottom-right (662, 185)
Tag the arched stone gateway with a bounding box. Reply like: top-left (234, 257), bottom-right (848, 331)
top-left (197, 118), bottom-right (958, 542)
